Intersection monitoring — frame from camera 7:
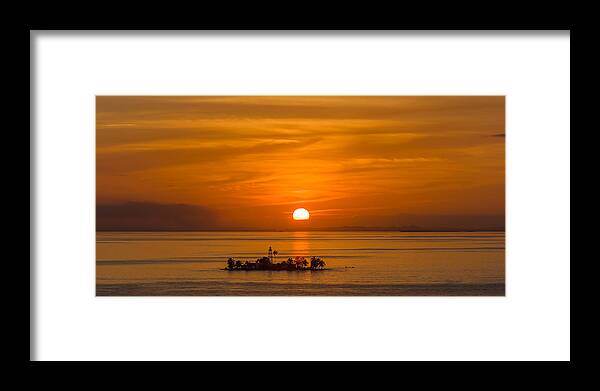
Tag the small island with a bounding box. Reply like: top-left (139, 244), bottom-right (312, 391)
top-left (223, 246), bottom-right (327, 271)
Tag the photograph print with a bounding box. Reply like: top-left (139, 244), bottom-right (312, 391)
top-left (96, 96), bottom-right (505, 296)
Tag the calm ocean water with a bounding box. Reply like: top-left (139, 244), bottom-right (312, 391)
top-left (96, 231), bottom-right (505, 296)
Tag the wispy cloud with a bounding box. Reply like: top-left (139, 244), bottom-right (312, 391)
top-left (96, 96), bottom-right (505, 229)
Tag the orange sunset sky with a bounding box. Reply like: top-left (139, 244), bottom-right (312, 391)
top-left (96, 96), bottom-right (505, 231)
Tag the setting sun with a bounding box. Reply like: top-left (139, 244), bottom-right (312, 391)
top-left (292, 208), bottom-right (310, 221)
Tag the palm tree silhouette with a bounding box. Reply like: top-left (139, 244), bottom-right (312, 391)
top-left (309, 256), bottom-right (325, 269)
top-left (226, 258), bottom-right (235, 270)
top-left (310, 256), bottom-right (318, 269)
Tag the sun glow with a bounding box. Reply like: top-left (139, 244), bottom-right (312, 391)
top-left (292, 208), bottom-right (310, 221)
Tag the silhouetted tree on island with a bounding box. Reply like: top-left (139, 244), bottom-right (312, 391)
top-left (310, 256), bottom-right (326, 270)
top-left (287, 257), bottom-right (295, 268)
top-left (227, 258), bottom-right (235, 270)
top-left (293, 256), bottom-right (308, 269)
